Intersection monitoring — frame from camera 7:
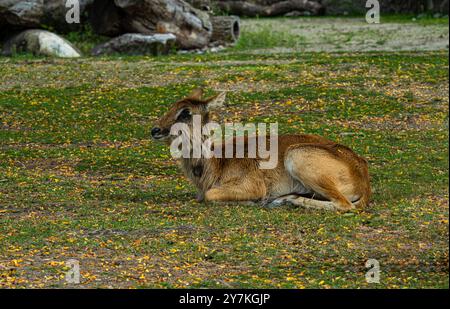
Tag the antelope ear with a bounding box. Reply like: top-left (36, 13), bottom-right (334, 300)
top-left (206, 92), bottom-right (226, 110)
top-left (187, 88), bottom-right (203, 100)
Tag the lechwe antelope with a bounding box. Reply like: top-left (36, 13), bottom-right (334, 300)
top-left (151, 89), bottom-right (371, 212)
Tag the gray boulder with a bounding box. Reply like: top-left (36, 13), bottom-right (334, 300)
top-left (2, 29), bottom-right (81, 57)
top-left (91, 33), bottom-right (176, 56)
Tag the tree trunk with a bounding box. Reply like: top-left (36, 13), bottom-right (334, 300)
top-left (215, 0), bottom-right (324, 16)
top-left (90, 0), bottom-right (213, 50)
top-left (210, 15), bottom-right (240, 45)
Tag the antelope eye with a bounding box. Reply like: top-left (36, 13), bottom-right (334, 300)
top-left (177, 109), bottom-right (191, 121)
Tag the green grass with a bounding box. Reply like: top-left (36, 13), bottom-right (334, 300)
top-left (234, 24), bottom-right (304, 50)
top-left (381, 14), bottom-right (450, 25)
top-left (63, 26), bottom-right (108, 55)
top-left (0, 18), bottom-right (448, 288)
top-left (232, 15), bottom-right (449, 52)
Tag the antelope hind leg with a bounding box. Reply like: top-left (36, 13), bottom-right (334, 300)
top-left (265, 194), bottom-right (361, 211)
top-left (285, 144), bottom-right (361, 212)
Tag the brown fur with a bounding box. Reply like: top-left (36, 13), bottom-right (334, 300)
top-left (152, 89), bottom-right (371, 212)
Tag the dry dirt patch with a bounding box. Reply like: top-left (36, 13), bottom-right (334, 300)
top-left (242, 17), bottom-right (449, 53)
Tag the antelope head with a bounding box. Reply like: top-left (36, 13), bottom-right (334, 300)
top-left (151, 89), bottom-right (226, 143)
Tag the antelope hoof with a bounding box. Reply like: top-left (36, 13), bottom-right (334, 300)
top-left (335, 202), bottom-right (356, 213)
top-left (262, 197), bottom-right (289, 209)
top-left (196, 192), bottom-right (205, 203)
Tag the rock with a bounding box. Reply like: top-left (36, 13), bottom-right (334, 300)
top-left (89, 0), bottom-right (123, 37)
top-left (0, 0), bottom-right (42, 28)
top-left (284, 10), bottom-right (310, 16)
top-left (42, 0), bottom-right (94, 31)
top-left (184, 0), bottom-right (212, 11)
top-left (91, 33), bottom-right (176, 56)
top-left (2, 29), bottom-right (81, 58)
top-left (90, 0), bottom-right (212, 50)
top-left (209, 45), bottom-right (225, 53)
top-left (0, 0), bottom-right (93, 32)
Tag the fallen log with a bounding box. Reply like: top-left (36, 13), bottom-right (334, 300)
top-left (215, 0), bottom-right (324, 17)
top-left (210, 15), bottom-right (240, 45)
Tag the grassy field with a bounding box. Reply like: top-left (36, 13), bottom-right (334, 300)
top-left (0, 17), bottom-right (448, 288)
